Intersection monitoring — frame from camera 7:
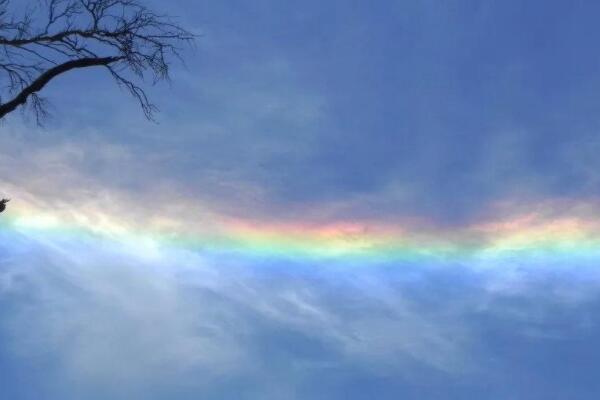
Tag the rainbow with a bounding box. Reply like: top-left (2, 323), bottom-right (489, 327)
top-left (2, 198), bottom-right (600, 269)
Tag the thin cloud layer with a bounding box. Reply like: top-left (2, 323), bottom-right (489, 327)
top-left (1, 142), bottom-right (600, 398)
top-left (2, 224), bottom-right (600, 399)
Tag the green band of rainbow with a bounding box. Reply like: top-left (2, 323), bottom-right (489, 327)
top-left (2, 201), bottom-right (600, 267)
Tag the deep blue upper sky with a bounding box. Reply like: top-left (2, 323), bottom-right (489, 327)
top-left (19, 0), bottom-right (600, 222)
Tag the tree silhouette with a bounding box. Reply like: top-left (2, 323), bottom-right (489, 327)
top-left (0, 0), bottom-right (194, 122)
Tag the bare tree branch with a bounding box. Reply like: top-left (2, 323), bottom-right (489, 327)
top-left (0, 55), bottom-right (121, 118)
top-left (0, 0), bottom-right (194, 122)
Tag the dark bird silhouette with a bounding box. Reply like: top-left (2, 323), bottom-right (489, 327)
top-left (0, 199), bottom-right (9, 213)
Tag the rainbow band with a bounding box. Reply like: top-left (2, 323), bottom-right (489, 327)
top-left (2, 204), bottom-right (600, 267)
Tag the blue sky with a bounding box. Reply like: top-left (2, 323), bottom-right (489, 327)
top-left (25, 0), bottom-right (600, 221)
top-left (2, 1), bottom-right (600, 399)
